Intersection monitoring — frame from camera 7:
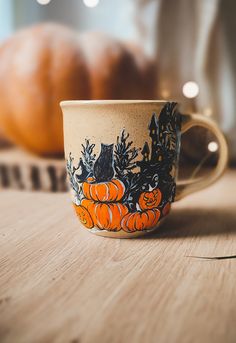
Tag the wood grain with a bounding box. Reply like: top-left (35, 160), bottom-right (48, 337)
top-left (0, 170), bottom-right (236, 343)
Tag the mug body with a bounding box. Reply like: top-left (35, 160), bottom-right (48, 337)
top-left (61, 100), bottom-right (181, 238)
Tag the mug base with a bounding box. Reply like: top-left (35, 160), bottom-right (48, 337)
top-left (80, 218), bottom-right (165, 238)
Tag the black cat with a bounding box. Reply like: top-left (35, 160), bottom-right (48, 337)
top-left (93, 144), bottom-right (115, 182)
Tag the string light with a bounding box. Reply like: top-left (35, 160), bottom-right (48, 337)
top-left (83, 0), bottom-right (100, 8)
top-left (182, 81), bottom-right (199, 99)
top-left (36, 0), bottom-right (51, 5)
top-left (208, 141), bottom-right (219, 152)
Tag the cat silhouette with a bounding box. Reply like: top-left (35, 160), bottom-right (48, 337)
top-left (94, 143), bottom-right (114, 182)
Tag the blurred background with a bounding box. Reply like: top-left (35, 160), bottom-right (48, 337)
top-left (0, 0), bottom-right (235, 192)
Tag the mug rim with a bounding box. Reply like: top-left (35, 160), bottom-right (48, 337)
top-left (60, 99), bottom-right (172, 107)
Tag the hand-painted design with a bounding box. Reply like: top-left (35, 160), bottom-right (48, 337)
top-left (162, 202), bottom-right (171, 217)
top-left (81, 199), bottom-right (128, 231)
top-left (94, 143), bottom-right (114, 182)
top-left (82, 177), bottom-right (125, 202)
top-left (66, 102), bottom-right (181, 232)
top-left (73, 203), bottom-right (94, 229)
top-left (121, 208), bottom-right (161, 232)
top-left (138, 188), bottom-right (162, 210)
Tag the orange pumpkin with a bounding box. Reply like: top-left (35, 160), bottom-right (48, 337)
top-left (81, 199), bottom-right (128, 231)
top-left (82, 178), bottom-right (125, 202)
top-left (79, 32), bottom-right (156, 100)
top-left (138, 188), bottom-right (162, 210)
top-left (0, 24), bottom-right (90, 156)
top-left (0, 129), bottom-right (11, 148)
top-left (0, 25), bottom-right (156, 156)
top-left (162, 202), bottom-right (171, 217)
top-left (121, 209), bottom-right (160, 232)
top-left (73, 204), bottom-right (94, 229)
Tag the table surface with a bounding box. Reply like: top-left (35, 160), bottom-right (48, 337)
top-left (0, 170), bottom-right (236, 343)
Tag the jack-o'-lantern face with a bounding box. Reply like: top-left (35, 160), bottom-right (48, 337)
top-left (139, 188), bottom-right (162, 210)
top-left (73, 204), bottom-right (94, 229)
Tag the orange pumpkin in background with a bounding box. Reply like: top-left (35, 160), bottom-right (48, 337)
top-left (138, 188), bottom-right (162, 210)
top-left (79, 32), bottom-right (156, 100)
top-left (0, 24), bottom-right (90, 157)
top-left (74, 204), bottom-right (94, 229)
top-left (81, 199), bottom-right (128, 231)
top-left (121, 208), bottom-right (161, 232)
top-left (0, 129), bottom-right (12, 149)
top-left (82, 177), bottom-right (125, 202)
top-left (0, 24), bottom-right (156, 157)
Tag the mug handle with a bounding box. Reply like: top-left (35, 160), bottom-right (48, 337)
top-left (175, 113), bottom-right (229, 201)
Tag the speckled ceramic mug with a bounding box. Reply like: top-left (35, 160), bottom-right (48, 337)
top-left (61, 100), bottom-right (228, 238)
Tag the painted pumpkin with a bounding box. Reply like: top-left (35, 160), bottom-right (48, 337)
top-left (82, 178), bottom-right (125, 202)
top-left (74, 204), bottom-right (94, 229)
top-left (162, 202), bottom-right (171, 217)
top-left (121, 208), bottom-right (160, 232)
top-left (138, 188), bottom-right (162, 210)
top-left (81, 199), bottom-right (128, 231)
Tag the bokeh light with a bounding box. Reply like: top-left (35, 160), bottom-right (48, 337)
top-left (36, 0), bottom-right (51, 5)
top-left (83, 0), bottom-right (100, 8)
top-left (208, 141), bottom-right (219, 152)
top-left (182, 81), bottom-right (199, 98)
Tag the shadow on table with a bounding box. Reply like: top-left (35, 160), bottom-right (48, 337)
top-left (144, 207), bottom-right (236, 239)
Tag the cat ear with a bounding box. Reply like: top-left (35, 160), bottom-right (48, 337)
top-left (101, 143), bottom-right (113, 149)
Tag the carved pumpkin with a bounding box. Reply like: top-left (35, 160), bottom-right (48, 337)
top-left (82, 178), bottom-right (125, 202)
top-left (121, 209), bottom-right (160, 232)
top-left (81, 199), bottom-right (128, 231)
top-left (0, 25), bottom-right (156, 156)
top-left (162, 202), bottom-right (171, 217)
top-left (138, 188), bottom-right (162, 210)
top-left (74, 204), bottom-right (94, 229)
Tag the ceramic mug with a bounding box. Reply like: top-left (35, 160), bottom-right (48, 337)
top-left (61, 100), bottom-right (228, 238)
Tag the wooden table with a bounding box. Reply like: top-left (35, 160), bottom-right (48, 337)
top-left (1, 170), bottom-right (236, 343)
